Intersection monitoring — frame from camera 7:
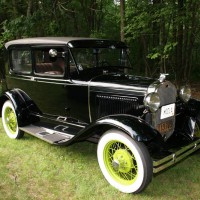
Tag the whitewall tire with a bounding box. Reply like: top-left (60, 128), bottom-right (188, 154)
top-left (97, 129), bottom-right (153, 193)
top-left (2, 100), bottom-right (24, 139)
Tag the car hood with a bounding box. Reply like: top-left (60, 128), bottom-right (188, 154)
top-left (89, 73), bottom-right (155, 96)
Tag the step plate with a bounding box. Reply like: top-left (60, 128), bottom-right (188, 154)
top-left (42, 133), bottom-right (70, 143)
top-left (20, 124), bottom-right (74, 144)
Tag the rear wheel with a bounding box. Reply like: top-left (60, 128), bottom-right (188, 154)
top-left (97, 129), bottom-right (153, 193)
top-left (2, 100), bottom-right (24, 139)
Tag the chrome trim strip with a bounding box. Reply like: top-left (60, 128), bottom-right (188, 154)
top-left (90, 81), bottom-right (147, 95)
top-left (153, 138), bottom-right (200, 173)
top-left (7, 75), bottom-right (78, 84)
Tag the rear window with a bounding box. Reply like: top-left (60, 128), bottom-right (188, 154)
top-left (11, 49), bottom-right (32, 74)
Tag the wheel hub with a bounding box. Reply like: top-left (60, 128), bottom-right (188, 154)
top-left (112, 149), bottom-right (134, 173)
top-left (112, 160), bottom-right (120, 171)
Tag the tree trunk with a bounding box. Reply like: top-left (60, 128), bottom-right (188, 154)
top-left (176, 0), bottom-right (184, 83)
top-left (141, 35), bottom-right (151, 76)
top-left (185, 0), bottom-right (199, 80)
top-left (27, 0), bottom-right (33, 17)
top-left (120, 0), bottom-right (125, 41)
top-left (12, 0), bottom-right (17, 18)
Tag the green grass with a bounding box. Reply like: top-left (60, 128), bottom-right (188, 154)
top-left (0, 122), bottom-right (200, 200)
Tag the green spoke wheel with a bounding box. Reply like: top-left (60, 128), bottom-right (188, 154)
top-left (104, 141), bottom-right (138, 185)
top-left (2, 100), bottom-right (24, 139)
top-left (4, 107), bottom-right (17, 134)
top-left (97, 129), bottom-right (153, 193)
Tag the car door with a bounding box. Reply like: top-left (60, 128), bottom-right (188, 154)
top-left (7, 45), bottom-right (90, 123)
top-left (32, 46), bottom-right (90, 123)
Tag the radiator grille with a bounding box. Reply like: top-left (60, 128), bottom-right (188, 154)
top-left (96, 95), bottom-right (139, 118)
top-left (152, 81), bottom-right (177, 138)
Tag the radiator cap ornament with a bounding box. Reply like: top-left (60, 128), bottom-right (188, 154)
top-left (158, 73), bottom-right (169, 82)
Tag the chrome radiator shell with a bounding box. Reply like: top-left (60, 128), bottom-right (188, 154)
top-left (147, 81), bottom-right (177, 139)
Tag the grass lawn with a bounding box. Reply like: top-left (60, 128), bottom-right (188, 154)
top-left (0, 121), bottom-right (200, 200)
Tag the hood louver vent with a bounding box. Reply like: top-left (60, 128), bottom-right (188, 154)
top-left (96, 95), bottom-right (139, 118)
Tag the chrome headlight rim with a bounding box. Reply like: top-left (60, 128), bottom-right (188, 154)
top-left (144, 92), bottom-right (160, 112)
top-left (179, 85), bottom-right (191, 103)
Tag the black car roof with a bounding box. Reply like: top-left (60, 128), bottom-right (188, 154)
top-left (5, 37), bottom-right (127, 49)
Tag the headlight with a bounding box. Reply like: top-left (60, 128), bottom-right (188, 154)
top-left (179, 85), bottom-right (191, 102)
top-left (144, 92), bottom-right (160, 112)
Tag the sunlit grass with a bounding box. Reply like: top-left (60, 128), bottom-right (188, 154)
top-left (0, 121), bottom-right (200, 200)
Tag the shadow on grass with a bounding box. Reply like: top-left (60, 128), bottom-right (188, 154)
top-left (21, 132), bottom-right (98, 159)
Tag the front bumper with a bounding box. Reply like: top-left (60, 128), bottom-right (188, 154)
top-left (153, 138), bottom-right (200, 173)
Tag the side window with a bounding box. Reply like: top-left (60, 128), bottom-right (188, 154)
top-left (11, 49), bottom-right (32, 74)
top-left (34, 48), bottom-right (65, 76)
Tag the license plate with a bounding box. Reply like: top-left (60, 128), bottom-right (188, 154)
top-left (157, 120), bottom-right (173, 134)
top-left (160, 103), bottom-right (175, 119)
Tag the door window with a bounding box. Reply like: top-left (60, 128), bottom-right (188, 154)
top-left (34, 48), bottom-right (65, 76)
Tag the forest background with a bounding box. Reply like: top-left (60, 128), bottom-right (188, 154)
top-left (0, 0), bottom-right (200, 85)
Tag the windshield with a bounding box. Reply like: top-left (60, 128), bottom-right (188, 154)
top-left (70, 47), bottom-right (131, 71)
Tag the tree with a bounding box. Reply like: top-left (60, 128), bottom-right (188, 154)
top-left (125, 0), bottom-right (200, 84)
top-left (0, 0), bottom-right (200, 83)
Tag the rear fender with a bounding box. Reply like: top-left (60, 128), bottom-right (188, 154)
top-left (0, 88), bottom-right (41, 126)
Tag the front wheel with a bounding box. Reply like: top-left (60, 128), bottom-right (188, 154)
top-left (97, 129), bottom-right (153, 193)
top-left (2, 100), bottom-right (24, 139)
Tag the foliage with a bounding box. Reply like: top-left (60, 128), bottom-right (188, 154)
top-left (125, 0), bottom-right (200, 83)
top-left (0, 0), bottom-right (200, 82)
top-left (0, 0), bottom-right (120, 42)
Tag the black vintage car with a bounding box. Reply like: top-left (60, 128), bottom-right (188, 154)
top-left (0, 37), bottom-right (200, 193)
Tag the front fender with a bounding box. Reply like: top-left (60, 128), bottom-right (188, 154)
top-left (0, 88), bottom-right (41, 126)
top-left (69, 114), bottom-right (163, 145)
top-left (96, 115), bottom-right (161, 142)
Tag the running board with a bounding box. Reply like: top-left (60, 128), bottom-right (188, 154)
top-left (20, 124), bottom-right (74, 144)
top-left (153, 138), bottom-right (200, 173)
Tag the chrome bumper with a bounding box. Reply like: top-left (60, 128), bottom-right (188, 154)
top-left (153, 138), bottom-right (200, 173)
